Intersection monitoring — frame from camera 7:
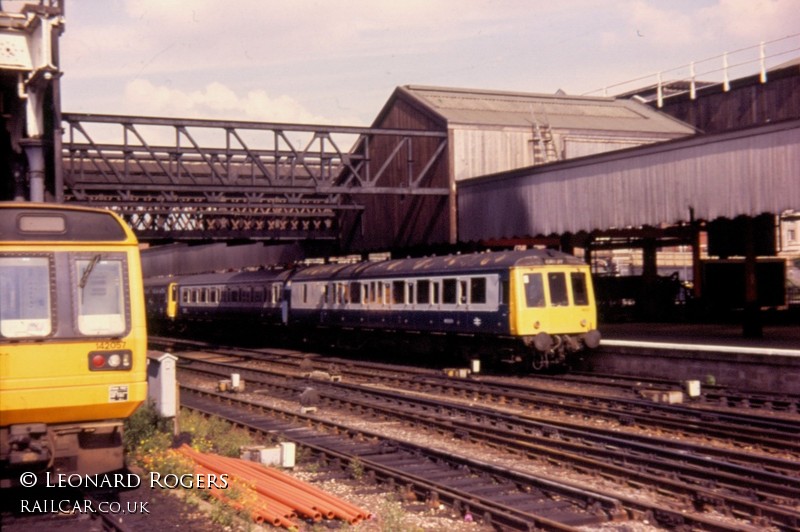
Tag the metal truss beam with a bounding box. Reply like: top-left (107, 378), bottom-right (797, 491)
top-left (61, 113), bottom-right (449, 242)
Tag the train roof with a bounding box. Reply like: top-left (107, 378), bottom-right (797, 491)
top-left (0, 202), bottom-right (136, 243)
top-left (292, 249), bottom-right (584, 281)
top-left (163, 268), bottom-right (292, 287)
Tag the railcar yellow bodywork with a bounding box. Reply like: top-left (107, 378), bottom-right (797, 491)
top-left (0, 203), bottom-right (147, 483)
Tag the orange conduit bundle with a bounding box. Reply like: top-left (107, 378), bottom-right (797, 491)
top-left (176, 445), bottom-right (373, 529)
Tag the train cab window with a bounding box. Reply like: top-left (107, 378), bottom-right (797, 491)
top-left (392, 281), bottom-right (405, 305)
top-left (571, 272), bottom-right (589, 305)
top-left (442, 279), bottom-right (457, 305)
top-left (0, 256), bottom-right (52, 338)
top-left (523, 273), bottom-right (545, 308)
top-left (76, 257), bottom-right (126, 336)
top-left (470, 277), bottom-right (487, 304)
top-left (547, 272), bottom-right (569, 307)
top-left (416, 280), bottom-right (430, 304)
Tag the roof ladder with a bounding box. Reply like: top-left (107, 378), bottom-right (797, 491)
top-left (532, 122), bottom-right (559, 165)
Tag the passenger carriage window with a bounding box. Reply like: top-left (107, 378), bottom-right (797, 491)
top-left (458, 280), bottom-right (468, 305)
top-left (523, 273), bottom-right (545, 308)
top-left (200, 289), bottom-right (207, 303)
top-left (0, 256), bottom-right (52, 338)
top-left (210, 288), bottom-right (219, 304)
top-left (76, 257), bottom-right (126, 336)
top-left (380, 283), bottom-right (388, 305)
top-left (417, 280), bottom-right (430, 304)
top-left (272, 284), bottom-right (282, 304)
top-left (548, 272), bottom-right (569, 307)
top-left (407, 282), bottom-right (415, 304)
top-left (432, 281), bottom-right (441, 304)
top-left (392, 281), bottom-right (405, 305)
top-left (442, 279), bottom-right (457, 305)
top-left (350, 282), bottom-right (361, 304)
top-left (501, 280), bottom-right (509, 305)
top-left (470, 277), bottom-right (487, 304)
top-left (571, 272), bottom-right (589, 306)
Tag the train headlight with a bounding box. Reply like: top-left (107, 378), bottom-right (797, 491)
top-left (88, 350), bottom-right (133, 371)
top-left (580, 319), bottom-right (587, 327)
top-left (533, 321), bottom-right (540, 329)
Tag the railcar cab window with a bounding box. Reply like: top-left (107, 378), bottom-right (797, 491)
top-left (571, 272), bottom-right (589, 306)
top-left (0, 256), bottom-right (52, 338)
top-left (547, 272), bottom-right (569, 306)
top-left (76, 256), bottom-right (126, 336)
top-left (523, 273), bottom-right (545, 308)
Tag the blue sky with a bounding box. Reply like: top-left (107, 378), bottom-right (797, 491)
top-left (54, 0), bottom-right (800, 126)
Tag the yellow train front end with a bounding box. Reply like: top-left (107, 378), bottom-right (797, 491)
top-left (0, 204), bottom-right (147, 484)
top-left (509, 261), bottom-right (600, 369)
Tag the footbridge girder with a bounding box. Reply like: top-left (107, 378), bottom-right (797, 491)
top-left (61, 113), bottom-right (449, 242)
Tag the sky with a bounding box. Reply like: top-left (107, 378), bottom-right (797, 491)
top-left (48, 0), bottom-right (800, 127)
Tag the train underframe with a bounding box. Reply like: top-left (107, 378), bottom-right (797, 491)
top-left (0, 420), bottom-right (125, 487)
top-left (296, 325), bottom-right (601, 372)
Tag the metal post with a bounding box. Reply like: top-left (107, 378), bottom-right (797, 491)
top-left (723, 52), bottom-right (730, 92)
top-left (656, 72), bottom-right (663, 108)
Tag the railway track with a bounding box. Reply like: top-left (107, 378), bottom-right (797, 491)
top-left (181, 385), bottom-right (760, 531)
top-left (165, 343), bottom-right (800, 530)
top-left (160, 339), bottom-right (800, 458)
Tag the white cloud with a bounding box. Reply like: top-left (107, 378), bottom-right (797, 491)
top-left (123, 79), bottom-right (337, 124)
top-left (715, 0), bottom-right (800, 40)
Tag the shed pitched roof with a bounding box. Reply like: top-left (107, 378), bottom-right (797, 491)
top-left (396, 85), bottom-right (695, 135)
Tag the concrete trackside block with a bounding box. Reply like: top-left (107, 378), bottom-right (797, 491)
top-left (640, 389), bottom-right (684, 404)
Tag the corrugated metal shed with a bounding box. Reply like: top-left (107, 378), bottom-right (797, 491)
top-left (458, 119), bottom-right (800, 241)
top-left (392, 85), bottom-right (696, 181)
top-left (353, 85), bottom-right (697, 251)
top-left (405, 85), bottom-right (693, 132)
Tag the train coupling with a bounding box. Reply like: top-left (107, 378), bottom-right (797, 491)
top-left (7, 423), bottom-right (52, 465)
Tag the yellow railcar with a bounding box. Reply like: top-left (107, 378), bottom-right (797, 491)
top-left (0, 203), bottom-right (147, 484)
